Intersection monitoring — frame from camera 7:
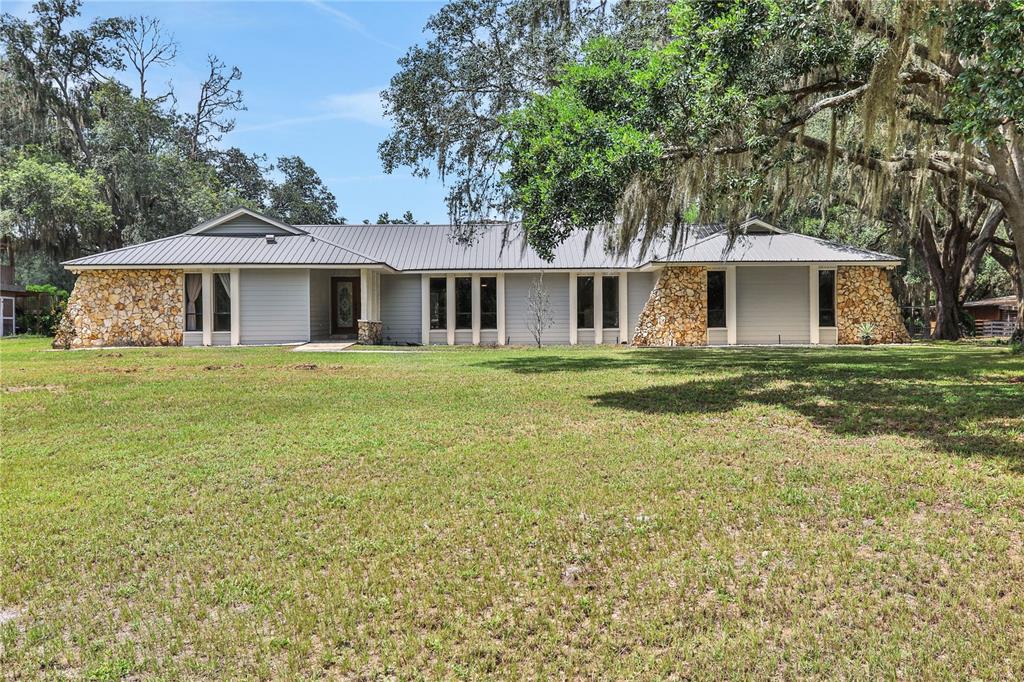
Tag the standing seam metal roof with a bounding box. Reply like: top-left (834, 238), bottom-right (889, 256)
top-left (63, 219), bottom-right (900, 269)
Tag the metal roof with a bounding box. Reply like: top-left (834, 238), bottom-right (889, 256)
top-left (659, 232), bottom-right (901, 264)
top-left (964, 295), bottom-right (1018, 308)
top-left (63, 232), bottom-right (380, 267)
top-left (63, 210), bottom-right (901, 270)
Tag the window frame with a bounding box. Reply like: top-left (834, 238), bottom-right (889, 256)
top-left (601, 275), bottom-right (619, 329)
top-left (707, 270), bottom-right (727, 329)
top-left (479, 276), bottom-right (498, 330)
top-left (454, 276), bottom-right (472, 330)
top-left (184, 273), bottom-right (204, 332)
top-left (818, 268), bottom-right (837, 328)
top-left (429, 277), bottom-right (447, 330)
top-left (213, 272), bottom-right (231, 332)
top-left (576, 275), bottom-right (595, 329)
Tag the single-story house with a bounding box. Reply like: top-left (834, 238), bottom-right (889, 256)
top-left (964, 295), bottom-right (1019, 337)
top-left (55, 208), bottom-right (910, 348)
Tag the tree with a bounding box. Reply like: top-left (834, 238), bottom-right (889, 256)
top-left (183, 55), bottom-right (243, 161)
top-left (268, 156), bottom-right (343, 225)
top-left (525, 273), bottom-right (552, 346)
top-left (215, 147), bottom-right (272, 208)
top-left (375, 211), bottom-right (419, 224)
top-left (0, 153), bottom-right (113, 287)
top-left (380, 0), bottom-right (669, 234)
top-left (501, 0), bottom-right (1024, 338)
top-left (114, 15), bottom-right (176, 103)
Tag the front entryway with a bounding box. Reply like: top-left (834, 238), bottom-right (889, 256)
top-left (330, 276), bottom-right (360, 335)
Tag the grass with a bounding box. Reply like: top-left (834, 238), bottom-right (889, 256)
top-left (1, 336), bottom-right (1023, 679)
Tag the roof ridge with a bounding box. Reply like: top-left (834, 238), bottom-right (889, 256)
top-left (791, 231), bottom-right (901, 261)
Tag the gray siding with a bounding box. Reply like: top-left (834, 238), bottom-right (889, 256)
top-left (627, 271), bottom-right (657, 341)
top-left (736, 266), bottom-right (810, 344)
top-left (203, 214), bottom-right (293, 236)
top-left (505, 273), bottom-right (570, 345)
top-left (380, 274), bottom-right (421, 344)
top-left (183, 331), bottom-right (202, 347)
top-left (708, 328), bottom-right (728, 345)
top-left (240, 269), bottom-right (310, 344)
top-left (820, 327), bottom-right (838, 345)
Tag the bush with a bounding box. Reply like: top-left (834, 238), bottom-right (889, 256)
top-left (17, 284), bottom-right (69, 336)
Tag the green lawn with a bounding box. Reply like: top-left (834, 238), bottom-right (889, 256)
top-left (2, 337), bottom-right (1023, 679)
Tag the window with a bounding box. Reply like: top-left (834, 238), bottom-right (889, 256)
top-left (707, 271), bottom-right (726, 328)
top-left (184, 273), bottom-right (203, 331)
top-left (429, 277), bottom-right (447, 329)
top-left (213, 273), bottom-right (231, 332)
top-left (602, 276), bottom-right (619, 329)
top-left (480, 277), bottom-right (497, 329)
top-left (455, 277), bottom-right (472, 329)
top-left (577, 276), bottom-right (594, 328)
top-left (818, 269), bottom-right (836, 327)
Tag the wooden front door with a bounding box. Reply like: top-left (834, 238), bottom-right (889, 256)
top-left (330, 277), bottom-right (360, 335)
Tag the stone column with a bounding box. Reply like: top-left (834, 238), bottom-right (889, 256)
top-left (631, 266), bottom-right (708, 347)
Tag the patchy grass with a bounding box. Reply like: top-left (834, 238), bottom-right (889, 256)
top-left (1, 337), bottom-right (1023, 679)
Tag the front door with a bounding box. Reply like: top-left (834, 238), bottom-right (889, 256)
top-left (330, 277), bottom-right (360, 335)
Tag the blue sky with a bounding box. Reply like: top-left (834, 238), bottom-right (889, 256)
top-left (6, 0), bottom-right (451, 223)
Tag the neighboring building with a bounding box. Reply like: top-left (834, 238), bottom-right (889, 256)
top-left (1, 235), bottom-right (28, 337)
top-left (965, 295), bottom-right (1019, 337)
top-left (55, 208), bottom-right (910, 349)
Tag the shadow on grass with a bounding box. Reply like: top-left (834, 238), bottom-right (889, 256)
top-left (480, 346), bottom-right (1024, 470)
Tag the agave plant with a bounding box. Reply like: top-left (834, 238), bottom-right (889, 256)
top-left (856, 322), bottom-right (877, 345)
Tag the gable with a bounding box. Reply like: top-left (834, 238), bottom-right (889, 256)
top-left (186, 208), bottom-right (305, 236)
top-left (200, 214), bottom-right (295, 236)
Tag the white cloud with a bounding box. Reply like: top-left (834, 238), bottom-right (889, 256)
top-left (304, 0), bottom-right (402, 51)
top-left (231, 88), bottom-right (387, 133)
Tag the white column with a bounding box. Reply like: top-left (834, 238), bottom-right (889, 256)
top-left (359, 268), bottom-right (369, 322)
top-left (809, 265), bottom-right (820, 344)
top-left (471, 274), bottom-right (481, 345)
top-left (229, 268), bottom-right (240, 346)
top-left (593, 273), bottom-right (603, 345)
top-left (201, 270), bottom-right (213, 346)
top-left (726, 265), bottom-right (737, 345)
top-left (618, 272), bottom-right (628, 345)
top-left (420, 274), bottom-right (430, 345)
top-left (568, 272), bottom-right (578, 345)
top-left (446, 274), bottom-right (455, 345)
top-left (496, 273), bottom-right (506, 345)
top-left (374, 271), bottom-right (381, 320)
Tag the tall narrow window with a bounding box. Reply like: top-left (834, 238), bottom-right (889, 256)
top-left (707, 271), bottom-right (726, 328)
top-left (480, 277), bottom-right (497, 329)
top-left (214, 273), bottom-right (231, 332)
top-left (455, 277), bottom-right (472, 329)
top-left (602, 276), bottom-right (619, 329)
top-left (429, 277), bottom-right (447, 329)
top-left (184, 273), bottom-right (203, 331)
top-left (577, 276), bottom-right (594, 329)
top-left (818, 269), bottom-right (836, 327)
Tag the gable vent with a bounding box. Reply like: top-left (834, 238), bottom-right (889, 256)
top-left (265, 234), bottom-right (277, 244)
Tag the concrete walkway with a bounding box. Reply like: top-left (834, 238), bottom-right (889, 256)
top-left (292, 341), bottom-right (356, 352)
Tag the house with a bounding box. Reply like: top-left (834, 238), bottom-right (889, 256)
top-left (55, 208), bottom-right (910, 349)
top-left (964, 295), bottom-right (1019, 337)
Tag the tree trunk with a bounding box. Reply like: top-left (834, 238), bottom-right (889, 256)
top-left (932, 279), bottom-right (964, 340)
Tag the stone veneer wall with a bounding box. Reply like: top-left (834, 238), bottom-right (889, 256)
top-left (54, 269), bottom-right (184, 348)
top-left (632, 266), bottom-right (708, 346)
top-left (836, 266), bottom-right (910, 344)
top-left (357, 319), bottom-right (383, 345)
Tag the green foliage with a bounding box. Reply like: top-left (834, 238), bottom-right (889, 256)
top-left (0, 0), bottom-right (343, 273)
top-left (0, 153), bottom-right (113, 256)
top-left (17, 284), bottom-right (70, 336)
top-left (267, 156), bottom-right (343, 225)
